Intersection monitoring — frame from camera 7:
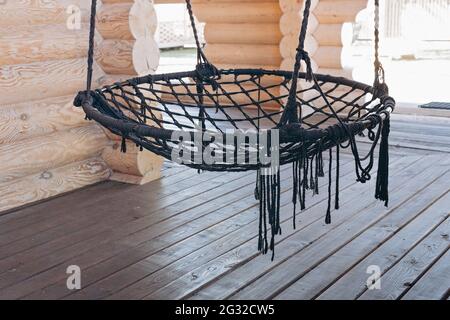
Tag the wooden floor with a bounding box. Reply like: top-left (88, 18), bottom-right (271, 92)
top-left (0, 115), bottom-right (449, 300)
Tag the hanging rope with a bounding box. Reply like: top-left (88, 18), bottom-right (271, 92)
top-left (86, 0), bottom-right (98, 94)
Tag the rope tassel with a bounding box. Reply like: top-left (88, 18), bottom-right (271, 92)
top-left (257, 170), bottom-right (281, 260)
top-left (375, 117), bottom-right (390, 206)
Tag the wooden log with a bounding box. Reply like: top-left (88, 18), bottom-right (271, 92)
top-left (97, 2), bottom-right (157, 40)
top-left (0, 95), bottom-right (87, 145)
top-left (0, 24), bottom-right (89, 65)
top-left (101, 0), bottom-right (133, 3)
top-left (280, 57), bottom-right (318, 72)
top-left (215, 63), bottom-right (280, 71)
top-left (279, 7), bottom-right (319, 35)
top-left (205, 44), bottom-right (281, 66)
top-left (0, 126), bottom-right (109, 184)
top-left (205, 23), bottom-right (282, 45)
top-left (0, 58), bottom-right (105, 106)
top-left (0, 0), bottom-right (90, 27)
top-left (194, 2), bottom-right (281, 24)
top-left (301, 87), bottom-right (367, 117)
top-left (155, 0), bottom-right (277, 3)
top-left (97, 3), bottom-right (135, 40)
top-left (279, 34), bottom-right (318, 59)
top-left (129, 0), bottom-right (159, 39)
top-left (314, 23), bottom-right (353, 46)
top-left (133, 37), bottom-right (161, 76)
top-left (314, 0), bottom-right (368, 24)
top-left (279, 0), bottom-right (304, 13)
top-left (0, 157), bottom-right (110, 214)
top-left (317, 67), bottom-right (352, 78)
top-left (96, 39), bottom-right (136, 75)
top-left (161, 83), bottom-right (283, 111)
top-left (102, 141), bottom-right (164, 181)
top-left (312, 46), bottom-right (343, 69)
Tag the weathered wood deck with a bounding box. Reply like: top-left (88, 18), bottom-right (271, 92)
top-left (0, 115), bottom-right (449, 300)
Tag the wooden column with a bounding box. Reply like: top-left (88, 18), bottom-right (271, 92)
top-left (196, 0), bottom-right (282, 71)
top-left (311, 0), bottom-right (367, 77)
top-left (279, 0), bottom-right (368, 114)
top-left (97, 0), bottom-right (164, 185)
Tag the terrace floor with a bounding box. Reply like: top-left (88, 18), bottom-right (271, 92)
top-left (0, 114), bottom-right (449, 300)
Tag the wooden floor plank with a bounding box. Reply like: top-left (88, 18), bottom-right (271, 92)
top-left (0, 168), bottom-right (258, 290)
top-left (0, 168), bottom-right (249, 263)
top-left (141, 156), bottom-right (432, 299)
top-left (401, 248), bottom-right (450, 300)
top-left (275, 179), bottom-right (450, 299)
top-left (359, 216), bottom-right (450, 300)
top-left (317, 196), bottom-right (450, 299)
top-left (187, 155), bottom-right (428, 300)
top-left (0, 164), bottom-right (195, 237)
top-left (74, 159), bottom-right (360, 300)
top-left (0, 164), bottom-right (292, 298)
top-left (221, 157), bottom-right (448, 300)
top-left (21, 158), bottom-right (355, 300)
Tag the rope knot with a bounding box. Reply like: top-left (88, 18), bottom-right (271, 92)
top-left (73, 91), bottom-right (92, 107)
top-left (297, 49), bottom-right (313, 82)
top-left (196, 63), bottom-right (220, 90)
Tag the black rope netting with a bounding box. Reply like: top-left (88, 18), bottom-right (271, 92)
top-left (75, 0), bottom-right (394, 258)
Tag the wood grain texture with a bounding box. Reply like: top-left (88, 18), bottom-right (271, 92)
top-left (401, 249), bottom-right (450, 300)
top-left (0, 58), bottom-right (104, 105)
top-left (0, 0), bottom-right (90, 27)
top-left (102, 141), bottom-right (164, 177)
top-left (0, 125), bottom-right (109, 184)
top-left (205, 23), bottom-right (282, 45)
top-left (0, 95), bottom-right (87, 145)
top-left (314, 0), bottom-right (367, 24)
top-left (360, 212), bottom-right (450, 300)
top-left (276, 174), bottom-right (450, 300)
top-left (0, 158), bottom-right (110, 214)
top-left (205, 44), bottom-right (281, 66)
top-left (194, 2), bottom-right (281, 24)
top-left (0, 24), bottom-right (89, 65)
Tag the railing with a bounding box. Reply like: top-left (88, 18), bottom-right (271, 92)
top-left (155, 3), bottom-right (205, 49)
top-left (384, 0), bottom-right (450, 40)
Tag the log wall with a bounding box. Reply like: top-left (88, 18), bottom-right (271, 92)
top-left (0, 0), bottom-right (162, 213)
top-left (187, 0), bottom-right (367, 109)
top-left (279, 0), bottom-right (367, 77)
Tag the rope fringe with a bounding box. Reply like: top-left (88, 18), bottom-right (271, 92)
top-left (375, 117), bottom-right (390, 206)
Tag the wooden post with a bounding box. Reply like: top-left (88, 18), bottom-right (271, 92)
top-left (311, 0), bottom-right (368, 76)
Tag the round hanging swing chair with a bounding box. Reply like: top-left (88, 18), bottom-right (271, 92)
top-left (75, 0), bottom-right (394, 258)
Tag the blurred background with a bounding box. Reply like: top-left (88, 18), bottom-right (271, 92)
top-left (154, 0), bottom-right (450, 113)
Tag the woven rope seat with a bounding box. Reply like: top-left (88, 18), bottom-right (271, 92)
top-left (75, 0), bottom-right (394, 257)
top-left (77, 69), bottom-right (393, 170)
